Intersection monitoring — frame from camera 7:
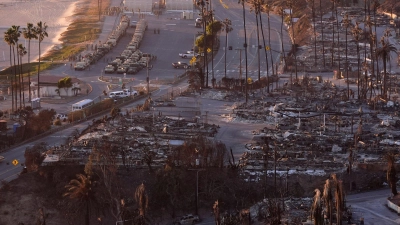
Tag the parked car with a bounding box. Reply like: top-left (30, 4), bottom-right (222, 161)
top-left (127, 67), bottom-right (139, 74)
top-left (117, 66), bottom-right (128, 74)
top-left (104, 65), bottom-right (116, 74)
top-left (179, 214), bottom-right (200, 224)
top-left (55, 114), bottom-right (68, 120)
top-left (179, 51), bottom-right (199, 58)
top-left (0, 155), bottom-right (4, 162)
top-left (131, 20), bottom-right (138, 28)
top-left (172, 62), bottom-right (191, 69)
top-left (74, 62), bottom-right (87, 71)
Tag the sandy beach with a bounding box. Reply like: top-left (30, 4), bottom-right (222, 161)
top-left (0, 0), bottom-right (78, 70)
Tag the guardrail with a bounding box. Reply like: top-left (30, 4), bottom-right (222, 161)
top-left (387, 198), bottom-right (400, 214)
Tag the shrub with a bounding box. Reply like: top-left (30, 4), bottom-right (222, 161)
top-left (54, 119), bottom-right (62, 126)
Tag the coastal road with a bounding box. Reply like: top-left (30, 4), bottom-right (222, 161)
top-left (347, 188), bottom-right (400, 225)
top-left (0, 123), bottom-right (87, 183)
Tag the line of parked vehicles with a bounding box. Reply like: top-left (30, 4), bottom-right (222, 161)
top-left (103, 19), bottom-right (156, 75)
top-left (73, 14), bottom-right (132, 71)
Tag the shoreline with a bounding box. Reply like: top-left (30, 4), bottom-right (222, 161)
top-left (0, 0), bottom-right (81, 70)
top-left (43, 0), bottom-right (79, 61)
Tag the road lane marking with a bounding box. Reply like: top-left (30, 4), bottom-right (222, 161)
top-left (352, 205), bottom-right (398, 223)
top-left (1, 173), bottom-right (19, 183)
top-left (0, 165), bottom-right (21, 176)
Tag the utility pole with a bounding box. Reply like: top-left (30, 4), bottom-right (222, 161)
top-left (146, 61), bottom-right (152, 95)
top-left (189, 165), bottom-right (205, 215)
top-left (236, 48), bottom-right (244, 94)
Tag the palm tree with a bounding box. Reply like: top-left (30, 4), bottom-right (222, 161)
top-left (63, 174), bottom-right (94, 225)
top-left (10, 25), bottom-right (21, 110)
top-left (311, 189), bottom-right (324, 225)
top-left (372, 0), bottom-right (380, 88)
top-left (278, 5), bottom-right (286, 79)
top-left (309, 0), bottom-right (317, 66)
top-left (369, 32), bottom-right (377, 99)
top-left (385, 153), bottom-right (398, 196)
top-left (4, 28), bottom-right (15, 112)
top-left (22, 23), bottom-right (37, 102)
top-left (134, 183), bottom-right (148, 219)
top-left (196, 0), bottom-right (207, 88)
top-left (34, 21), bottom-right (48, 98)
top-left (238, 0), bottom-right (249, 103)
top-left (250, 0), bottom-right (262, 82)
top-left (322, 179), bottom-right (333, 225)
top-left (288, 0), bottom-right (298, 80)
top-left (18, 44), bottom-right (27, 108)
top-left (222, 19), bottom-right (233, 78)
top-left (342, 13), bottom-right (351, 99)
top-left (261, 2), bottom-right (274, 77)
top-left (351, 22), bottom-right (362, 99)
top-left (375, 38), bottom-right (397, 99)
top-left (365, 15), bottom-right (374, 99)
top-left (332, 174), bottom-right (344, 225)
top-left (260, 3), bottom-right (271, 92)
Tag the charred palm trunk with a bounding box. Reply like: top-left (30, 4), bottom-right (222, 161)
top-left (345, 25), bottom-right (349, 99)
top-left (383, 55), bottom-right (387, 98)
top-left (356, 39), bottom-right (360, 99)
top-left (241, 0), bottom-right (249, 103)
top-left (336, 8), bottom-right (341, 81)
top-left (267, 11), bottom-right (274, 76)
top-left (259, 10), bottom-right (270, 92)
top-left (280, 7), bottom-right (286, 75)
top-left (373, 6), bottom-right (380, 95)
top-left (331, 0), bottom-right (335, 67)
top-left (320, 0), bottom-right (325, 68)
top-left (289, 3), bottom-right (298, 80)
top-left (312, 0), bottom-right (317, 65)
top-left (255, 10), bottom-right (260, 82)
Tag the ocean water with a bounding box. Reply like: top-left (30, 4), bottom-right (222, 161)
top-left (0, 0), bottom-right (77, 71)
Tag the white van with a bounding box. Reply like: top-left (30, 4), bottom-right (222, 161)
top-left (109, 91), bottom-right (126, 99)
top-left (123, 89), bottom-right (138, 96)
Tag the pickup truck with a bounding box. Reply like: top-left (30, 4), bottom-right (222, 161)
top-left (179, 51), bottom-right (199, 58)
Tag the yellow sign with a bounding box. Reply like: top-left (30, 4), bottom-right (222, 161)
top-left (191, 56), bottom-right (196, 61)
top-left (207, 48), bottom-right (211, 53)
top-left (247, 78), bottom-right (253, 84)
top-left (265, 46), bottom-right (270, 51)
top-left (12, 159), bottom-right (18, 166)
